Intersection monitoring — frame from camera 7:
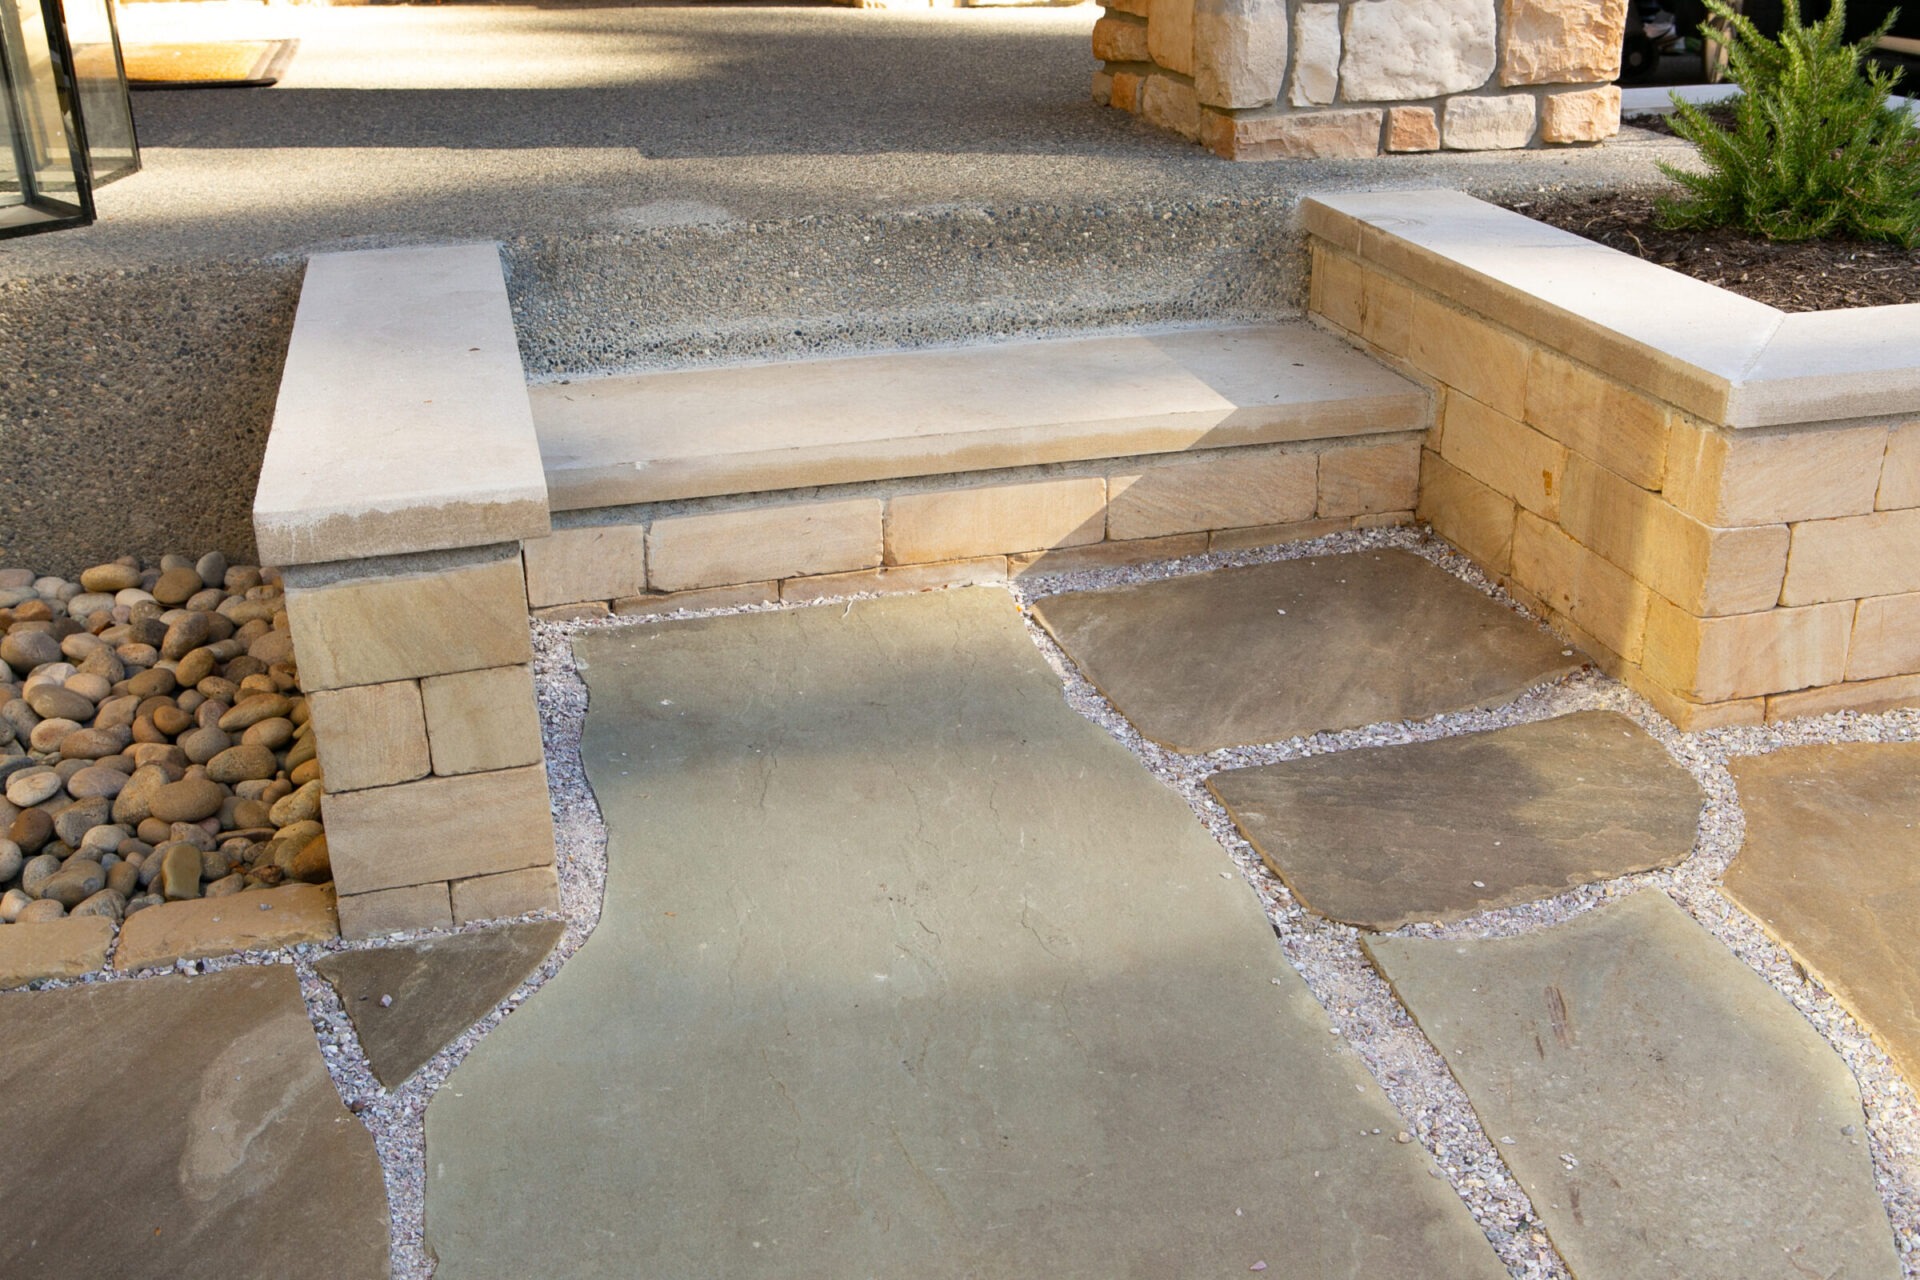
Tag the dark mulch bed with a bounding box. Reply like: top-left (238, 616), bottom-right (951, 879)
top-left (1498, 189), bottom-right (1920, 311)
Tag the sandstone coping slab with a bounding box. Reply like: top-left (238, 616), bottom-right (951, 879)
top-left (315, 919), bottom-right (564, 1088)
top-left (1366, 892), bottom-right (1900, 1280)
top-left (253, 242), bottom-right (552, 566)
top-left (0, 966), bottom-right (388, 1279)
top-left (1032, 550), bottom-right (1582, 752)
top-left (424, 590), bottom-right (1506, 1279)
top-left (531, 322), bottom-right (1428, 511)
top-left (0, 915), bottom-right (111, 989)
top-left (114, 882), bottom-right (339, 971)
top-left (1300, 189), bottom-right (1920, 429)
top-left (1724, 742), bottom-right (1920, 1086)
top-left (1208, 711), bottom-right (1702, 928)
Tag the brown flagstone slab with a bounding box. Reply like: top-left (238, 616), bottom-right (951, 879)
top-left (1208, 711), bottom-right (1703, 928)
top-left (316, 920), bottom-right (565, 1088)
top-left (0, 916), bottom-right (112, 989)
top-left (1366, 892), bottom-right (1900, 1280)
top-left (113, 882), bottom-right (339, 971)
top-left (1031, 550), bottom-right (1581, 752)
top-left (0, 966), bottom-right (389, 1279)
top-left (1724, 742), bottom-right (1920, 1086)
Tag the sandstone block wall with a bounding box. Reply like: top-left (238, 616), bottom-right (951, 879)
top-left (1094, 0), bottom-right (1626, 158)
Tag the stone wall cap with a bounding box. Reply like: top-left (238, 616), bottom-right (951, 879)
top-left (253, 242), bottom-right (552, 566)
top-left (1302, 190), bottom-right (1920, 430)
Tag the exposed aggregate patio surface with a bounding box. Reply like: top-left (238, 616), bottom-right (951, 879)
top-left (0, 529), bottom-right (1917, 1279)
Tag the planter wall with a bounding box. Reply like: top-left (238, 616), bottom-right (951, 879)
top-left (1094, 0), bottom-right (1626, 158)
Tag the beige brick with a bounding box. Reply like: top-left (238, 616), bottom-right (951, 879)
top-left (323, 766), bottom-right (555, 895)
top-left (286, 555), bottom-right (531, 692)
top-left (1511, 512), bottom-right (1652, 663)
top-left (1309, 246), bottom-right (1412, 357)
top-left (1781, 507), bottom-right (1920, 606)
top-left (451, 865), bottom-right (561, 924)
top-left (1641, 598), bottom-right (1853, 703)
top-left (1140, 74), bottom-right (1201, 140)
top-left (1558, 454), bottom-right (1789, 616)
top-left (648, 499), bottom-right (882, 592)
top-left (420, 665), bottom-right (544, 777)
top-left (1539, 85), bottom-right (1622, 143)
top-left (307, 680), bottom-right (431, 793)
top-left (1203, 107), bottom-right (1383, 160)
top-left (1109, 451), bottom-right (1315, 539)
top-left (1146, 0), bottom-right (1193, 73)
top-left (113, 885), bottom-right (338, 970)
top-left (1767, 673), bottom-right (1920, 720)
top-left (778, 557), bottom-right (1009, 604)
top-left (1309, 243), bottom-right (1366, 337)
top-left (1524, 350), bottom-right (1670, 490)
top-left (1846, 592), bottom-right (1920, 681)
top-left (1880, 421), bottom-right (1920, 509)
top-left (1664, 418), bottom-right (1886, 526)
top-left (1409, 294), bottom-right (1530, 420)
top-left (1207, 519), bottom-right (1350, 553)
top-left (0, 916), bottom-right (111, 988)
top-left (1092, 13), bottom-right (1150, 62)
top-left (612, 581), bottom-right (781, 617)
top-left (337, 883), bottom-right (452, 940)
top-left (1622, 665), bottom-right (1767, 731)
top-left (1012, 533), bottom-right (1210, 575)
top-left (1438, 391), bottom-right (1566, 520)
top-left (1417, 450), bottom-right (1517, 575)
top-left (1318, 439), bottom-right (1421, 517)
top-left (887, 478), bottom-right (1106, 564)
top-left (1385, 106), bottom-right (1440, 152)
top-left (521, 525), bottom-right (647, 608)
top-left (1110, 69), bottom-right (1145, 112)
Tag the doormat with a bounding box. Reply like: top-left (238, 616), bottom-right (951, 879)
top-left (123, 39), bottom-right (298, 89)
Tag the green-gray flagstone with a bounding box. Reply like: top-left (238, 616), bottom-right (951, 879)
top-left (1031, 550), bottom-right (1582, 752)
top-left (1208, 711), bottom-right (1702, 928)
top-left (1366, 892), bottom-right (1900, 1280)
top-left (424, 589), bottom-right (1506, 1279)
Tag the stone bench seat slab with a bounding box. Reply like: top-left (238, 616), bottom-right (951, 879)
top-left (531, 323), bottom-right (1427, 510)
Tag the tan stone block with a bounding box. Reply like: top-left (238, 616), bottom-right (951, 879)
top-left (648, 499), bottom-right (882, 592)
top-left (1642, 598), bottom-right (1853, 703)
top-left (1309, 243), bottom-right (1366, 336)
top-left (1439, 391), bottom-right (1566, 520)
top-left (451, 865), bottom-right (561, 925)
top-left (521, 524), bottom-right (647, 609)
top-left (1501, 0), bottom-right (1627, 84)
top-left (1307, 247), bottom-right (1411, 356)
top-left (1340, 0), bottom-right (1496, 98)
top-left (1092, 14), bottom-right (1150, 63)
top-left (1110, 70), bottom-right (1145, 112)
top-left (1664, 418), bottom-right (1886, 526)
top-left (1385, 106), bottom-right (1440, 152)
top-left (530, 601), bottom-right (612, 622)
top-left (1622, 665), bottom-right (1768, 731)
top-left (1846, 592), bottom-right (1920, 681)
top-left (1879, 421), bottom-right (1920, 509)
top-left (1352, 509), bottom-right (1416, 529)
top-left (113, 885), bottom-right (338, 970)
top-left (1206, 518), bottom-right (1350, 552)
top-left (1409, 294), bottom-right (1530, 420)
top-left (1109, 451), bottom-right (1316, 539)
top-left (1511, 511), bottom-right (1652, 663)
top-left (1194, 0), bottom-right (1289, 108)
top-left (323, 766), bottom-right (555, 895)
top-left (1287, 2), bottom-right (1339, 105)
top-left (1442, 94), bottom-right (1538, 150)
top-left (1317, 439), bottom-right (1421, 517)
top-left (1106, 0), bottom-right (1150, 16)
top-left (778, 557), bottom-right (1010, 604)
top-left (1205, 107), bottom-right (1382, 159)
top-left (1524, 350), bottom-right (1670, 490)
top-left (0, 916), bottom-right (111, 988)
top-left (1012, 534), bottom-right (1210, 575)
top-left (612, 581), bottom-right (781, 617)
top-left (1767, 673), bottom-right (1920, 721)
top-left (421, 665), bottom-right (544, 777)
top-left (1147, 0), bottom-right (1194, 73)
top-left (337, 883), bottom-right (452, 941)
top-left (887, 478), bottom-right (1106, 564)
top-left (307, 680), bottom-right (431, 793)
top-left (1140, 74), bottom-right (1202, 139)
top-left (1417, 450), bottom-right (1516, 574)
top-left (1350, 267), bottom-right (1414, 357)
top-left (1558, 453), bottom-right (1788, 616)
top-left (1781, 507), bottom-right (1920, 606)
top-left (1091, 69), bottom-right (1114, 106)
top-left (1540, 85), bottom-right (1621, 143)
top-left (285, 555), bottom-right (532, 692)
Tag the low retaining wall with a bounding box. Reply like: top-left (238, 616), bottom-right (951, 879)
top-left (1095, 0), bottom-right (1625, 158)
top-left (1303, 189), bottom-right (1920, 728)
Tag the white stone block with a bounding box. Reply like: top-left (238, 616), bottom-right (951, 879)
top-left (1340, 0), bottom-right (1497, 101)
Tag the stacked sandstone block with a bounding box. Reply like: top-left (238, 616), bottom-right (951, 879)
top-left (1094, 0), bottom-right (1626, 158)
top-left (1305, 192), bottom-right (1920, 729)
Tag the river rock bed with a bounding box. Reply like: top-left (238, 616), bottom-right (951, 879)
top-left (0, 556), bottom-right (330, 932)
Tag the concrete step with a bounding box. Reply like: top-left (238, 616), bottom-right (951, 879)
top-left (532, 322), bottom-right (1428, 511)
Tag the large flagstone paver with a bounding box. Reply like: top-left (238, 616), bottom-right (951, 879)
top-left (1031, 551), bottom-right (1581, 752)
top-left (0, 966), bottom-right (388, 1279)
top-left (425, 590), bottom-right (1505, 1279)
top-left (1366, 892), bottom-right (1900, 1280)
top-left (1725, 742), bottom-right (1920, 1085)
top-left (1209, 712), bottom-right (1703, 928)
top-left (315, 920), bottom-right (565, 1088)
